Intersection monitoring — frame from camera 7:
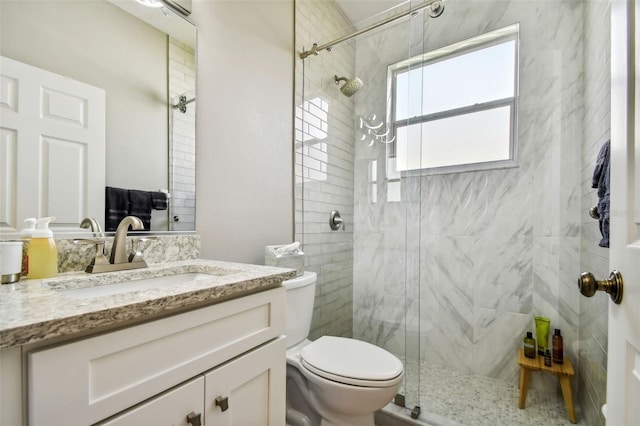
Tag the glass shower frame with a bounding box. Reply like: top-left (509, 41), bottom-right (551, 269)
top-left (294, 0), bottom-right (585, 423)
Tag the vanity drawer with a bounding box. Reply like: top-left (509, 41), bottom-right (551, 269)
top-left (28, 287), bottom-right (285, 426)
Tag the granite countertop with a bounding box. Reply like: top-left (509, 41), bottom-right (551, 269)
top-left (0, 259), bottom-right (296, 349)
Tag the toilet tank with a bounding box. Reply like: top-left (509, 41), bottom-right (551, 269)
top-left (283, 271), bottom-right (317, 347)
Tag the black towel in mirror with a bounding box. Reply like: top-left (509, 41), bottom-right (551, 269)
top-left (128, 190), bottom-right (152, 231)
top-left (151, 191), bottom-right (168, 210)
top-left (105, 186), bottom-right (129, 231)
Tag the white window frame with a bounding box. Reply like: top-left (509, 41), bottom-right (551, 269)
top-left (385, 24), bottom-right (520, 176)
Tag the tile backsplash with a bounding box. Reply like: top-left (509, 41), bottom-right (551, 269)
top-left (15, 234), bottom-right (199, 276)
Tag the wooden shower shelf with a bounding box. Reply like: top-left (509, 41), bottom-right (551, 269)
top-left (517, 348), bottom-right (576, 423)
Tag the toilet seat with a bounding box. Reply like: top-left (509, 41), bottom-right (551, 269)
top-left (300, 336), bottom-right (404, 387)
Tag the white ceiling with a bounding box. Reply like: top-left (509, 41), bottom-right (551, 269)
top-left (335, 0), bottom-right (407, 26)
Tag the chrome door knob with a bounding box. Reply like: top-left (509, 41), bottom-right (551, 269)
top-left (578, 271), bottom-right (623, 304)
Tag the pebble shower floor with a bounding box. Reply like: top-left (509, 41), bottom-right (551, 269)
top-left (388, 360), bottom-right (586, 426)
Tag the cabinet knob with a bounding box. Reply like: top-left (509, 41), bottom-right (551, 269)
top-left (186, 411), bottom-right (202, 426)
top-left (215, 395), bottom-right (229, 412)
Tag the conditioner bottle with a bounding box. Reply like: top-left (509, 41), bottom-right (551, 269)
top-left (27, 217), bottom-right (58, 279)
top-left (552, 328), bottom-right (564, 364)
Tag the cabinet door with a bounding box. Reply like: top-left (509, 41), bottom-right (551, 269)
top-left (99, 377), bottom-right (204, 426)
top-left (204, 337), bottom-right (285, 426)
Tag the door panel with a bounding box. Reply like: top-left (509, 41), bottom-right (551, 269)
top-left (0, 55), bottom-right (105, 232)
top-left (607, 0), bottom-right (640, 424)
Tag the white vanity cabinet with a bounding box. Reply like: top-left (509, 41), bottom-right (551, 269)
top-left (27, 287), bottom-right (286, 426)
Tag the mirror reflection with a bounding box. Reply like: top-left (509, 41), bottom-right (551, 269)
top-left (0, 0), bottom-right (196, 235)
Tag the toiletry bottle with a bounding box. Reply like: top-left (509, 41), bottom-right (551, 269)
top-left (552, 328), bottom-right (564, 364)
top-left (20, 218), bottom-right (36, 275)
top-left (27, 217), bottom-right (58, 279)
top-left (544, 349), bottom-right (552, 367)
top-left (535, 316), bottom-right (550, 355)
top-left (524, 332), bottom-right (536, 358)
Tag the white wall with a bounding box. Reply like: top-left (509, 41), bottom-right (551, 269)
top-left (192, 0), bottom-right (294, 264)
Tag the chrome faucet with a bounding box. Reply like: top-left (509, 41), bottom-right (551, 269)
top-left (80, 217), bottom-right (104, 236)
top-left (76, 216), bottom-right (150, 273)
top-left (79, 217), bottom-right (105, 255)
top-left (110, 216), bottom-right (145, 264)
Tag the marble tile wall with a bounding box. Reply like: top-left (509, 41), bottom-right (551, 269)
top-left (578, 1), bottom-right (611, 425)
top-left (295, 0), bottom-right (356, 339)
top-left (352, 0), bottom-right (585, 394)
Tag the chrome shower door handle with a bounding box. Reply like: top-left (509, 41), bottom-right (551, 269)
top-left (329, 210), bottom-right (344, 230)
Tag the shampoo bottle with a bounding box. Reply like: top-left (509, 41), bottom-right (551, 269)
top-left (524, 332), bottom-right (536, 358)
top-left (552, 328), bottom-right (564, 364)
top-left (27, 217), bottom-right (58, 279)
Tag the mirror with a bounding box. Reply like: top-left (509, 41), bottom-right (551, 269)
top-left (0, 0), bottom-right (196, 235)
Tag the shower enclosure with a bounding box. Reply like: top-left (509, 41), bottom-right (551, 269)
top-left (296, 0), bottom-right (608, 424)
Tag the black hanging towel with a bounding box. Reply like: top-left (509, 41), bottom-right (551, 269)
top-left (105, 186), bottom-right (129, 231)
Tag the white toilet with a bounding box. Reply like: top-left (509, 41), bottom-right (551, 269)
top-left (284, 271), bottom-right (404, 426)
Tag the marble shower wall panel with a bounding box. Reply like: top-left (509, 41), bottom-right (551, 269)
top-left (295, 0), bottom-right (356, 340)
top-left (579, 1), bottom-right (611, 425)
top-left (352, 0), bottom-right (584, 389)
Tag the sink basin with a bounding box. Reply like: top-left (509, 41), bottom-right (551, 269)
top-left (53, 272), bottom-right (214, 299)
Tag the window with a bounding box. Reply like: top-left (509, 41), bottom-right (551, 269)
top-left (388, 24), bottom-right (519, 174)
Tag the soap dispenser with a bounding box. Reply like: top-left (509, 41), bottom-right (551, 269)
top-left (27, 217), bottom-right (58, 279)
top-left (21, 218), bottom-right (36, 237)
top-left (20, 218), bottom-right (36, 274)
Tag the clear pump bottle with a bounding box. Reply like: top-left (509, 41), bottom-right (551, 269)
top-left (27, 217), bottom-right (58, 279)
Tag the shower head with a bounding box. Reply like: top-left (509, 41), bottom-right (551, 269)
top-left (428, 0), bottom-right (445, 18)
top-left (334, 75), bottom-right (364, 97)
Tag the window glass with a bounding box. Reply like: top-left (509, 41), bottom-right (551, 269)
top-left (395, 41), bottom-right (516, 121)
top-left (390, 26), bottom-right (518, 174)
top-left (395, 106), bottom-right (512, 171)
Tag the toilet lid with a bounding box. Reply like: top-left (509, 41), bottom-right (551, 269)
top-left (300, 336), bottom-right (403, 386)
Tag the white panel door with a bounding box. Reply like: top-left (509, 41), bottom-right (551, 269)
top-left (204, 337), bottom-right (286, 426)
top-left (0, 55), bottom-right (105, 232)
top-left (606, 0), bottom-right (640, 424)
